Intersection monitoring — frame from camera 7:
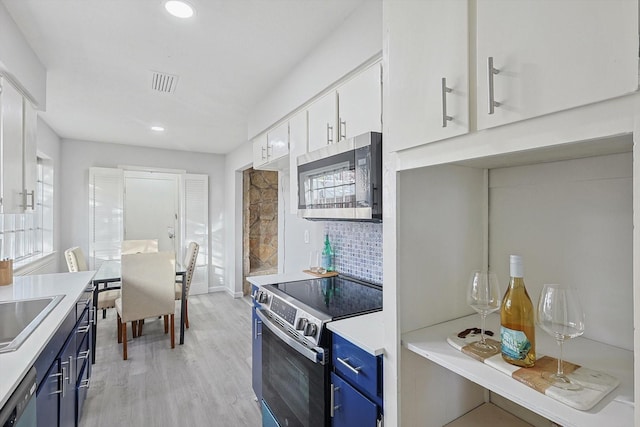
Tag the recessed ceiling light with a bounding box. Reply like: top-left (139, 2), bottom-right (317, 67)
top-left (164, 1), bottom-right (194, 19)
top-left (151, 126), bottom-right (165, 132)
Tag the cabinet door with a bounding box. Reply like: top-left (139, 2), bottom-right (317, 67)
top-left (267, 121), bottom-right (289, 163)
top-left (37, 360), bottom-right (60, 427)
top-left (59, 334), bottom-right (76, 427)
top-left (0, 78), bottom-right (25, 213)
top-left (385, 0), bottom-right (468, 152)
top-left (23, 99), bottom-right (38, 211)
top-left (331, 372), bottom-right (378, 427)
top-left (307, 91), bottom-right (337, 152)
top-left (337, 63), bottom-right (382, 141)
top-left (476, 0), bottom-right (638, 130)
top-left (252, 135), bottom-right (268, 168)
top-left (288, 110), bottom-right (307, 214)
top-left (251, 306), bottom-right (262, 401)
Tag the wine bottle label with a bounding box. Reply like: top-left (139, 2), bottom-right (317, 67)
top-left (500, 327), bottom-right (532, 360)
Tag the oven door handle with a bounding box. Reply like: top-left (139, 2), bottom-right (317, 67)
top-left (256, 309), bottom-right (327, 365)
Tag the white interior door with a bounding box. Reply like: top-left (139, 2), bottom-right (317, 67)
top-left (124, 171), bottom-right (179, 253)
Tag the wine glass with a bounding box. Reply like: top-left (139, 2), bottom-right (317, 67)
top-left (466, 271), bottom-right (501, 354)
top-left (536, 284), bottom-right (585, 390)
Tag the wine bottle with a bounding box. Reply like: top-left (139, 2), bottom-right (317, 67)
top-left (500, 255), bottom-right (536, 367)
top-left (321, 234), bottom-right (334, 272)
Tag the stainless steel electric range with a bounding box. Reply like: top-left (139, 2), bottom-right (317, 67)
top-left (254, 275), bottom-right (382, 427)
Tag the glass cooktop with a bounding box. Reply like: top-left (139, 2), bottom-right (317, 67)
top-left (269, 276), bottom-right (382, 320)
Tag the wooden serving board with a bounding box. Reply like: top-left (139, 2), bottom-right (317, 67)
top-left (303, 270), bottom-right (339, 278)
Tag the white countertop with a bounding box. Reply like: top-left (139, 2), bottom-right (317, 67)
top-left (246, 271), bottom-right (316, 287)
top-left (0, 271), bottom-right (96, 408)
top-left (327, 311), bottom-right (384, 356)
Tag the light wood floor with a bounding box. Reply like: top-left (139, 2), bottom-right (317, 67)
top-left (79, 292), bottom-right (261, 427)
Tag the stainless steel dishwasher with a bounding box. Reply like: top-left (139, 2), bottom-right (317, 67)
top-left (0, 367), bottom-right (37, 427)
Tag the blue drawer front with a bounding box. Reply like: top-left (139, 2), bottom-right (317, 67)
top-left (331, 372), bottom-right (378, 427)
top-left (332, 333), bottom-right (382, 407)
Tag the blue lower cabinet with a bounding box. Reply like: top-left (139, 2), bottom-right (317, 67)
top-left (331, 372), bottom-right (378, 427)
top-left (262, 400), bottom-right (280, 427)
top-left (37, 360), bottom-right (60, 426)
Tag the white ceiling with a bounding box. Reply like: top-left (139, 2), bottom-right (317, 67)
top-left (2, 0), bottom-right (365, 154)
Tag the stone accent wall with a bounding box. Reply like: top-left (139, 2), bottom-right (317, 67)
top-left (243, 169), bottom-right (278, 293)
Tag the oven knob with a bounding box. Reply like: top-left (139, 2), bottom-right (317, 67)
top-left (303, 322), bottom-right (318, 337)
top-left (257, 291), bottom-right (269, 304)
top-left (296, 318), bottom-right (308, 331)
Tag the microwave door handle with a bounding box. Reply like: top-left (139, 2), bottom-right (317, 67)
top-left (255, 308), bottom-right (325, 365)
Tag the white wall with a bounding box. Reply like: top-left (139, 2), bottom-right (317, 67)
top-left (247, 0), bottom-right (382, 139)
top-left (224, 140), bottom-right (252, 297)
top-left (226, 0), bottom-right (383, 295)
top-left (59, 139), bottom-right (225, 289)
top-left (0, 2), bottom-right (46, 108)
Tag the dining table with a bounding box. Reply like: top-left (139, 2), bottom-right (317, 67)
top-left (90, 259), bottom-right (187, 364)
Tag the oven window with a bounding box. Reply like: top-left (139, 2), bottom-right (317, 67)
top-left (262, 325), bottom-right (327, 427)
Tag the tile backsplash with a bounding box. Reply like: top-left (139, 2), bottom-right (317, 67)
top-left (324, 222), bottom-right (383, 285)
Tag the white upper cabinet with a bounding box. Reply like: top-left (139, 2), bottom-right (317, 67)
top-left (23, 99), bottom-right (37, 204)
top-left (385, 0), bottom-right (468, 152)
top-left (253, 121), bottom-right (290, 171)
top-left (252, 134), bottom-right (269, 168)
top-left (288, 110), bottom-right (307, 214)
top-left (336, 63), bottom-right (382, 141)
top-left (1, 77), bottom-right (37, 214)
top-left (307, 91), bottom-right (337, 152)
top-left (267, 122), bottom-right (289, 163)
top-left (476, 0), bottom-right (638, 130)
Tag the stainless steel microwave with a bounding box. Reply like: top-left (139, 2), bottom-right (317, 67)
top-left (297, 131), bottom-right (382, 222)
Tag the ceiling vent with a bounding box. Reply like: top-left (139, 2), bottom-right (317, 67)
top-left (150, 71), bottom-right (178, 94)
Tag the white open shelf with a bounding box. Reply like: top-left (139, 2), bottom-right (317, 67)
top-left (402, 313), bottom-right (633, 427)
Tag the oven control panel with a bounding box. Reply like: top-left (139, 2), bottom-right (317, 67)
top-left (262, 290), bottom-right (324, 347)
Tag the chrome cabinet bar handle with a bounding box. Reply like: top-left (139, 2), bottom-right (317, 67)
top-left (77, 324), bottom-right (91, 334)
top-left (488, 57), bottom-right (501, 114)
top-left (261, 146), bottom-right (267, 160)
top-left (78, 349), bottom-right (91, 360)
top-left (441, 77), bottom-right (453, 127)
top-left (326, 123), bottom-right (334, 144)
top-left (339, 118), bottom-right (346, 140)
top-left (330, 384), bottom-right (341, 417)
top-left (21, 190), bottom-right (35, 209)
top-left (254, 318), bottom-right (262, 339)
top-left (79, 378), bottom-right (90, 389)
top-left (49, 372), bottom-right (63, 395)
top-left (59, 364), bottom-right (68, 397)
top-left (336, 356), bottom-right (361, 375)
top-left (77, 297), bottom-right (92, 307)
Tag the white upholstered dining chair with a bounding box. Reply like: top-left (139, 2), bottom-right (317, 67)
top-left (175, 242), bottom-right (199, 329)
top-left (65, 246), bottom-right (119, 317)
top-left (121, 239), bottom-right (159, 255)
top-left (115, 251), bottom-right (176, 360)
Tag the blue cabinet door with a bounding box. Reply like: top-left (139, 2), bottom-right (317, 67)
top-left (252, 306), bottom-right (262, 401)
top-left (36, 360), bottom-right (60, 427)
top-left (331, 372), bottom-right (378, 427)
top-left (58, 334), bottom-right (76, 427)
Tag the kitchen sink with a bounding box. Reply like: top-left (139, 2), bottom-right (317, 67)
top-left (0, 295), bottom-right (65, 353)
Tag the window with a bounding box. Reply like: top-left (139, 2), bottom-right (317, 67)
top-left (0, 156), bottom-right (54, 262)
